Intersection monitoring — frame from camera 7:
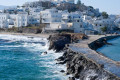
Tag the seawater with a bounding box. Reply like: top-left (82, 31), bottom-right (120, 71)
top-left (0, 34), bottom-right (67, 80)
top-left (97, 37), bottom-right (120, 61)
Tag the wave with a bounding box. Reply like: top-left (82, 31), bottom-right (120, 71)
top-left (0, 34), bottom-right (68, 80)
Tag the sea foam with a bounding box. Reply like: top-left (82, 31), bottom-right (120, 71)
top-left (0, 34), bottom-right (68, 80)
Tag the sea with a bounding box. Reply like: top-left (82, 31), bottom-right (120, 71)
top-left (0, 34), bottom-right (67, 80)
top-left (97, 37), bottom-right (120, 61)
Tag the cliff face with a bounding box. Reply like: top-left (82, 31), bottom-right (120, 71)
top-left (48, 33), bottom-right (88, 52)
top-left (57, 49), bottom-right (120, 80)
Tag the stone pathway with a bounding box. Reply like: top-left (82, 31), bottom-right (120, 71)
top-left (68, 35), bottom-right (120, 77)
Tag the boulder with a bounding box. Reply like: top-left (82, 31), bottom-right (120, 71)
top-left (48, 33), bottom-right (88, 52)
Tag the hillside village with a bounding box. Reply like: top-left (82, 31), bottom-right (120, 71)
top-left (0, 0), bottom-right (120, 34)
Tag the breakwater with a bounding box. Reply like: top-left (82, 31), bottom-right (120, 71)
top-left (48, 34), bottom-right (120, 80)
top-left (88, 35), bottom-right (120, 50)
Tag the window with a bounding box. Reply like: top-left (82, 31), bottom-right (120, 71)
top-left (23, 23), bottom-right (25, 25)
top-left (80, 25), bottom-right (82, 28)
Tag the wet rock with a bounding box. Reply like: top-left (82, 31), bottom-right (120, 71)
top-left (60, 70), bottom-right (65, 73)
top-left (68, 77), bottom-right (75, 80)
top-left (90, 76), bottom-right (98, 80)
top-left (57, 49), bottom-right (120, 80)
top-left (48, 33), bottom-right (88, 52)
top-left (56, 56), bottom-right (65, 61)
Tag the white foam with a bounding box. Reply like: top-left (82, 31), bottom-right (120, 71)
top-left (0, 34), bottom-right (68, 79)
top-left (0, 34), bottom-right (48, 43)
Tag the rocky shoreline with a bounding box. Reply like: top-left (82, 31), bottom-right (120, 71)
top-left (58, 49), bottom-right (120, 80)
top-left (48, 33), bottom-right (88, 52)
top-left (88, 35), bottom-right (120, 50)
top-left (48, 34), bottom-right (120, 80)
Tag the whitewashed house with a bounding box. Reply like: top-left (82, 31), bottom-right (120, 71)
top-left (28, 15), bottom-right (40, 25)
top-left (72, 15), bottom-right (98, 34)
top-left (40, 8), bottom-right (62, 30)
top-left (14, 12), bottom-right (28, 27)
top-left (72, 17), bottom-right (84, 33)
top-left (115, 17), bottom-right (120, 28)
top-left (93, 18), bottom-right (115, 33)
top-left (28, 7), bottom-right (43, 25)
top-left (0, 13), bottom-right (9, 28)
top-left (61, 11), bottom-right (70, 23)
top-left (82, 15), bottom-right (97, 34)
top-left (0, 12), bottom-right (28, 28)
top-left (7, 14), bottom-right (18, 28)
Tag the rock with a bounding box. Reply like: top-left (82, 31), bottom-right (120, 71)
top-left (41, 51), bottom-right (47, 55)
top-left (68, 77), bottom-right (75, 80)
top-left (57, 49), bottom-right (120, 80)
top-left (48, 33), bottom-right (88, 52)
top-left (48, 34), bottom-right (71, 52)
top-left (60, 70), bottom-right (65, 73)
top-left (56, 56), bottom-right (65, 61)
top-left (90, 76), bottom-right (98, 80)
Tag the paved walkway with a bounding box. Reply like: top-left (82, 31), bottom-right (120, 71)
top-left (68, 35), bottom-right (120, 77)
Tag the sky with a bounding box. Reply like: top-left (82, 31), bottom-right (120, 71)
top-left (0, 0), bottom-right (119, 15)
top-left (80, 0), bottom-right (120, 15)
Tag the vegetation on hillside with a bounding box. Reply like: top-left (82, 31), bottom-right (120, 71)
top-left (102, 12), bottom-right (108, 19)
top-left (101, 26), bottom-right (107, 33)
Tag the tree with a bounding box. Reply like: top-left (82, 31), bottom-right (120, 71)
top-left (101, 26), bottom-right (107, 33)
top-left (102, 12), bottom-right (108, 19)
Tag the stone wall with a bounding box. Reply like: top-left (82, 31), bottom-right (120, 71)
top-left (57, 49), bottom-right (120, 80)
top-left (88, 35), bottom-right (120, 50)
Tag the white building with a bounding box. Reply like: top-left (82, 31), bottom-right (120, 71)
top-left (40, 8), bottom-right (62, 30)
top-left (93, 18), bottom-right (115, 33)
top-left (0, 12), bottom-right (28, 28)
top-left (115, 17), bottom-right (120, 28)
top-left (28, 7), bottom-right (43, 25)
top-left (14, 13), bottom-right (28, 27)
top-left (29, 7), bottom-right (43, 15)
top-left (62, 12), bottom-right (82, 23)
top-left (72, 17), bottom-right (84, 33)
top-left (7, 14), bottom-right (16, 28)
top-left (72, 15), bottom-right (98, 34)
top-left (0, 13), bottom-right (9, 28)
